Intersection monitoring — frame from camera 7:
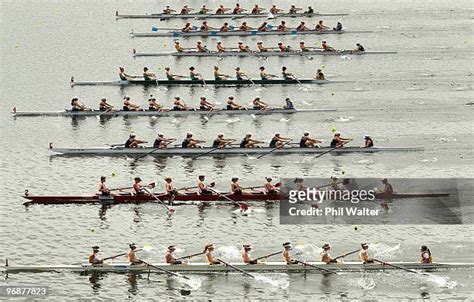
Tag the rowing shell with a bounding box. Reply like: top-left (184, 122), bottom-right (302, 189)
top-left (133, 50), bottom-right (397, 57)
top-left (49, 146), bottom-right (424, 156)
top-left (70, 78), bottom-right (348, 87)
top-left (4, 262), bottom-right (473, 273)
top-left (11, 108), bottom-right (337, 117)
top-left (116, 12), bottom-right (349, 20)
top-left (131, 29), bottom-right (372, 38)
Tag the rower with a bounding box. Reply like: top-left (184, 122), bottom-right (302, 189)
top-left (363, 135), bottom-right (374, 147)
top-left (153, 133), bottom-right (175, 149)
top-left (242, 245), bottom-right (258, 264)
top-left (294, 178), bottom-right (305, 191)
top-left (214, 66), bottom-right (230, 80)
top-left (283, 242), bottom-right (298, 264)
top-left (321, 243), bottom-right (338, 264)
top-left (123, 96), bottom-right (142, 111)
top-left (164, 177), bottom-right (178, 196)
top-left (359, 243), bottom-right (374, 264)
top-left (304, 6), bottom-right (314, 14)
top-left (283, 97), bottom-right (295, 109)
top-left (269, 5), bottom-right (283, 15)
top-left (213, 133), bottom-right (235, 148)
top-left (289, 5), bottom-right (302, 14)
top-left (200, 21), bottom-right (210, 32)
top-left (278, 42), bottom-right (290, 52)
top-left (173, 96), bottom-right (192, 111)
top-left (143, 67), bottom-right (156, 81)
top-left (269, 133), bottom-right (292, 148)
top-left (199, 96), bottom-right (214, 110)
top-left (199, 5), bottom-right (211, 14)
top-left (133, 177), bottom-right (147, 195)
top-left (89, 246), bottom-right (103, 265)
top-left (381, 178), bottom-right (394, 194)
top-left (259, 66), bottom-right (276, 80)
top-left (165, 67), bottom-right (185, 80)
top-left (333, 22), bottom-right (343, 31)
top-left (276, 21), bottom-right (287, 32)
top-left (420, 245), bottom-right (432, 264)
top-left (70, 98), bottom-right (88, 111)
top-left (231, 177), bottom-right (243, 194)
top-left (205, 244), bottom-right (220, 265)
top-left (216, 5), bottom-right (230, 14)
top-left (282, 66), bottom-right (296, 80)
top-left (296, 22), bottom-right (309, 31)
top-left (240, 133), bottom-right (263, 148)
top-left (128, 243), bottom-right (142, 265)
top-left (182, 133), bottom-right (205, 148)
top-left (196, 41), bottom-right (208, 52)
top-left (162, 6), bottom-right (175, 14)
top-left (315, 69), bottom-right (326, 80)
top-left (227, 95), bottom-right (245, 110)
top-left (235, 67), bottom-right (249, 81)
top-left (264, 177), bottom-right (278, 194)
top-left (315, 20), bottom-right (330, 32)
top-left (330, 132), bottom-right (351, 148)
top-left (189, 66), bottom-right (203, 81)
top-left (239, 22), bottom-right (250, 32)
top-left (119, 67), bottom-right (131, 81)
top-left (98, 176), bottom-right (110, 196)
top-left (251, 5), bottom-right (263, 14)
top-left (322, 40), bottom-right (336, 52)
top-left (300, 132), bottom-right (321, 148)
top-left (252, 97), bottom-right (268, 110)
top-left (198, 175), bottom-right (213, 195)
top-left (216, 41), bottom-right (225, 52)
top-left (148, 96), bottom-right (163, 111)
top-left (125, 133), bottom-right (147, 148)
top-left (165, 245), bottom-right (182, 264)
top-left (354, 43), bottom-right (365, 52)
top-left (182, 22), bottom-right (193, 32)
top-left (257, 22), bottom-right (269, 32)
top-left (220, 22), bottom-right (230, 32)
top-left (257, 41), bottom-right (268, 52)
top-left (99, 98), bottom-right (113, 111)
top-left (233, 3), bottom-right (246, 14)
top-left (180, 5), bottom-right (192, 15)
top-left (330, 177), bottom-right (342, 191)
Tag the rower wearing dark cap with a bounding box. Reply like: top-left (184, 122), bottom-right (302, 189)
top-left (276, 21), bottom-right (287, 31)
top-left (259, 66), bottom-right (277, 80)
top-left (242, 245), bottom-right (258, 264)
top-left (333, 22), bottom-right (343, 31)
top-left (330, 132), bottom-right (351, 148)
top-left (133, 177), bottom-right (146, 195)
top-left (289, 5), bottom-right (302, 14)
top-left (173, 96), bottom-right (192, 111)
top-left (304, 6), bottom-right (314, 14)
top-left (354, 43), bottom-right (365, 52)
top-left (240, 133), bottom-right (264, 148)
top-left (199, 96), bottom-right (214, 110)
top-left (257, 22), bottom-right (269, 32)
top-left (321, 243), bottom-right (338, 264)
top-left (189, 67), bottom-right (203, 81)
top-left (231, 177), bottom-right (243, 194)
top-left (282, 66), bottom-right (296, 80)
top-left (99, 98), bottom-right (113, 111)
top-left (300, 132), bottom-right (321, 148)
top-left (283, 242), bottom-right (298, 264)
top-left (127, 243), bottom-right (142, 265)
top-left (252, 97), bottom-right (268, 110)
top-left (283, 98), bottom-right (294, 109)
top-left (119, 67), bottom-right (131, 81)
top-left (89, 246), bottom-right (103, 265)
top-left (198, 175), bottom-right (214, 195)
top-left (358, 243), bottom-right (374, 264)
top-left (182, 133), bottom-right (205, 148)
top-left (165, 245), bottom-right (183, 264)
top-left (205, 244), bottom-right (220, 265)
top-left (264, 177), bottom-right (278, 194)
top-left (148, 96), bottom-right (163, 111)
top-left (420, 245), bottom-right (432, 263)
top-left (226, 95), bottom-right (245, 110)
top-left (251, 4), bottom-right (263, 14)
top-left (123, 96), bottom-right (142, 111)
top-left (363, 135), bottom-right (374, 148)
top-left (270, 133), bottom-right (292, 148)
top-left (220, 22), bottom-right (230, 32)
top-left (98, 176), bottom-right (110, 196)
top-left (315, 69), bottom-right (326, 80)
top-left (381, 178), bottom-right (394, 194)
top-left (296, 22), bottom-right (309, 31)
top-left (256, 41), bottom-right (268, 52)
top-left (143, 67), bottom-right (156, 81)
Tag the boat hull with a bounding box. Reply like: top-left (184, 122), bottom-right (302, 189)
top-left (117, 12), bottom-right (349, 19)
top-left (131, 30), bottom-right (372, 38)
top-left (134, 50), bottom-right (397, 57)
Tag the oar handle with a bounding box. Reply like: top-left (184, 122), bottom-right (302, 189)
top-left (141, 260), bottom-right (189, 279)
top-left (253, 251), bottom-right (281, 261)
top-left (334, 249), bottom-right (360, 260)
top-left (176, 251), bottom-right (206, 260)
top-left (103, 248), bottom-right (143, 261)
top-left (373, 259), bottom-right (421, 274)
top-left (295, 259), bottom-right (333, 274)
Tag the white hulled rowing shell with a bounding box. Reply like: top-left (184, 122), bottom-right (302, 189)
top-left (133, 50), bottom-right (397, 57)
top-left (4, 262), bottom-right (473, 273)
top-left (49, 146), bottom-right (424, 156)
top-left (116, 12), bottom-right (349, 20)
top-left (11, 108), bottom-right (336, 117)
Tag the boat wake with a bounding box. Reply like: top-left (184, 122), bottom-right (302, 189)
top-left (254, 273), bottom-right (290, 289)
top-left (419, 157), bottom-right (438, 163)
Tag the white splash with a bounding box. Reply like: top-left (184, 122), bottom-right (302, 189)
top-left (371, 242), bottom-right (401, 258)
top-left (439, 137), bottom-right (457, 143)
top-left (279, 118), bottom-right (290, 122)
top-left (225, 117), bottom-right (241, 124)
top-left (255, 274), bottom-right (290, 289)
top-left (357, 274), bottom-right (377, 289)
top-left (419, 157), bottom-right (438, 163)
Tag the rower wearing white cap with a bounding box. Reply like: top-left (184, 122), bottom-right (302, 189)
top-left (358, 243), bottom-right (374, 264)
top-left (205, 244), bottom-right (220, 265)
top-left (237, 41), bottom-right (250, 52)
top-left (330, 132), bottom-right (352, 148)
top-left (220, 22), bottom-right (230, 32)
top-left (173, 96), bottom-right (192, 111)
top-left (153, 133), bottom-right (176, 149)
top-left (296, 22), bottom-right (309, 31)
top-left (216, 41), bottom-right (226, 52)
top-left (276, 20), bottom-right (287, 31)
top-left (89, 246), bottom-right (103, 265)
top-left (264, 177), bottom-right (279, 194)
top-left (196, 41), bottom-right (209, 52)
top-left (238, 22), bottom-right (250, 32)
top-left (199, 96), bottom-right (215, 110)
top-left (214, 66), bottom-right (231, 80)
top-left (321, 243), bottom-right (338, 264)
top-left (182, 133), bottom-right (205, 148)
top-left (300, 132), bottom-right (321, 148)
top-left (212, 133), bottom-right (236, 148)
top-left (321, 40), bottom-right (336, 52)
top-left (283, 242), bottom-right (298, 264)
top-left (242, 245), bottom-right (258, 264)
top-left (252, 97), bottom-right (268, 110)
top-left (269, 133), bottom-right (292, 148)
top-left (363, 135), bottom-right (374, 148)
top-left (125, 133), bottom-right (147, 148)
top-left (165, 245), bottom-right (183, 264)
top-left (256, 41), bottom-right (268, 52)
top-left (240, 133), bottom-right (264, 148)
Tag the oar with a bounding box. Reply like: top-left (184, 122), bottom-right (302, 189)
top-left (109, 182), bottom-right (155, 192)
top-left (311, 139), bottom-right (353, 160)
top-left (191, 141), bottom-right (234, 160)
top-left (175, 247), bottom-right (208, 261)
top-left (207, 187), bottom-right (247, 209)
top-left (143, 188), bottom-right (175, 216)
top-left (256, 140), bottom-right (292, 159)
top-left (133, 146), bottom-right (163, 161)
top-left (373, 259), bottom-right (428, 275)
top-left (252, 251), bottom-right (281, 262)
top-left (96, 107), bottom-right (114, 119)
top-left (176, 186), bottom-right (198, 192)
top-left (294, 259), bottom-right (333, 274)
top-left (334, 249), bottom-right (360, 260)
top-left (217, 258), bottom-right (255, 278)
top-left (140, 260), bottom-right (190, 279)
top-left (102, 248), bottom-right (143, 261)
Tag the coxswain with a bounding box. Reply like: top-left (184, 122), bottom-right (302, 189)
top-left (289, 5), bottom-right (302, 14)
top-left (242, 245), bottom-right (258, 264)
top-left (283, 242), bottom-right (298, 264)
top-left (322, 40), bottom-right (336, 52)
top-left (70, 98), bottom-right (88, 111)
top-left (216, 41), bottom-right (226, 52)
top-left (252, 97), bottom-right (268, 110)
top-left (125, 133), bottom-right (147, 148)
top-left (276, 21), bottom-right (287, 31)
top-left (251, 5), bottom-right (263, 14)
top-left (257, 41), bottom-right (268, 52)
top-left (354, 43), bottom-right (365, 52)
top-left (321, 243), bottom-right (338, 264)
top-left (182, 22), bottom-right (193, 32)
top-left (315, 69), bottom-right (326, 80)
top-left (127, 243), bottom-right (142, 265)
top-left (99, 98), bottom-right (113, 111)
top-left (162, 6), bottom-right (175, 14)
top-left (214, 66), bottom-right (230, 80)
top-left (197, 175), bottom-right (213, 195)
top-left (264, 177), bottom-right (278, 194)
top-left (165, 67), bottom-right (185, 80)
top-left (199, 5), bottom-right (211, 14)
top-left (231, 177), bottom-right (243, 194)
top-left (381, 178), bottom-right (394, 194)
top-left (233, 3), bottom-right (246, 14)
top-left (269, 5), bottom-right (284, 15)
top-left (180, 5), bottom-right (193, 15)
top-left (259, 66), bottom-right (276, 80)
top-left (200, 21), bottom-right (211, 32)
top-left (205, 244), bottom-right (220, 265)
top-left (270, 133), bottom-right (292, 148)
top-left (173, 96), bottom-right (192, 111)
top-left (148, 96), bottom-right (163, 111)
top-left (189, 66), bottom-right (203, 81)
top-left (237, 41), bottom-right (250, 52)
top-left (220, 22), bottom-right (230, 32)
top-left (420, 245), bottom-right (432, 263)
top-left (330, 132), bottom-right (352, 148)
top-left (363, 135), bottom-right (374, 147)
top-left (235, 67), bottom-right (249, 81)
top-left (257, 22), bottom-right (269, 32)
top-left (164, 177), bottom-right (178, 196)
top-left (282, 66), bottom-right (296, 80)
top-left (278, 42), bottom-right (290, 52)
top-left (315, 20), bottom-right (330, 32)
top-left (358, 243), bottom-right (374, 264)
top-left (199, 96), bottom-right (214, 110)
top-left (196, 41), bottom-right (208, 52)
top-left (333, 22), bottom-right (343, 31)
top-left (283, 97), bottom-right (295, 109)
top-left (165, 245), bottom-right (182, 264)
top-left (133, 177), bottom-right (147, 195)
top-left (89, 246), bottom-right (103, 265)
top-left (227, 95), bottom-right (245, 110)
top-left (119, 67), bottom-right (131, 80)
top-left (182, 133), bottom-right (205, 148)
top-left (213, 133), bottom-right (235, 148)
top-left (123, 96), bottom-right (142, 111)
top-left (296, 22), bottom-right (309, 31)
top-left (300, 132), bottom-right (321, 148)
top-left (216, 5), bottom-right (230, 14)
top-left (304, 6), bottom-right (314, 14)
top-left (153, 133), bottom-right (175, 149)
top-left (98, 176), bottom-right (110, 196)
top-left (240, 133), bottom-right (263, 148)
top-left (143, 67), bottom-right (156, 81)
top-left (239, 22), bottom-right (250, 31)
